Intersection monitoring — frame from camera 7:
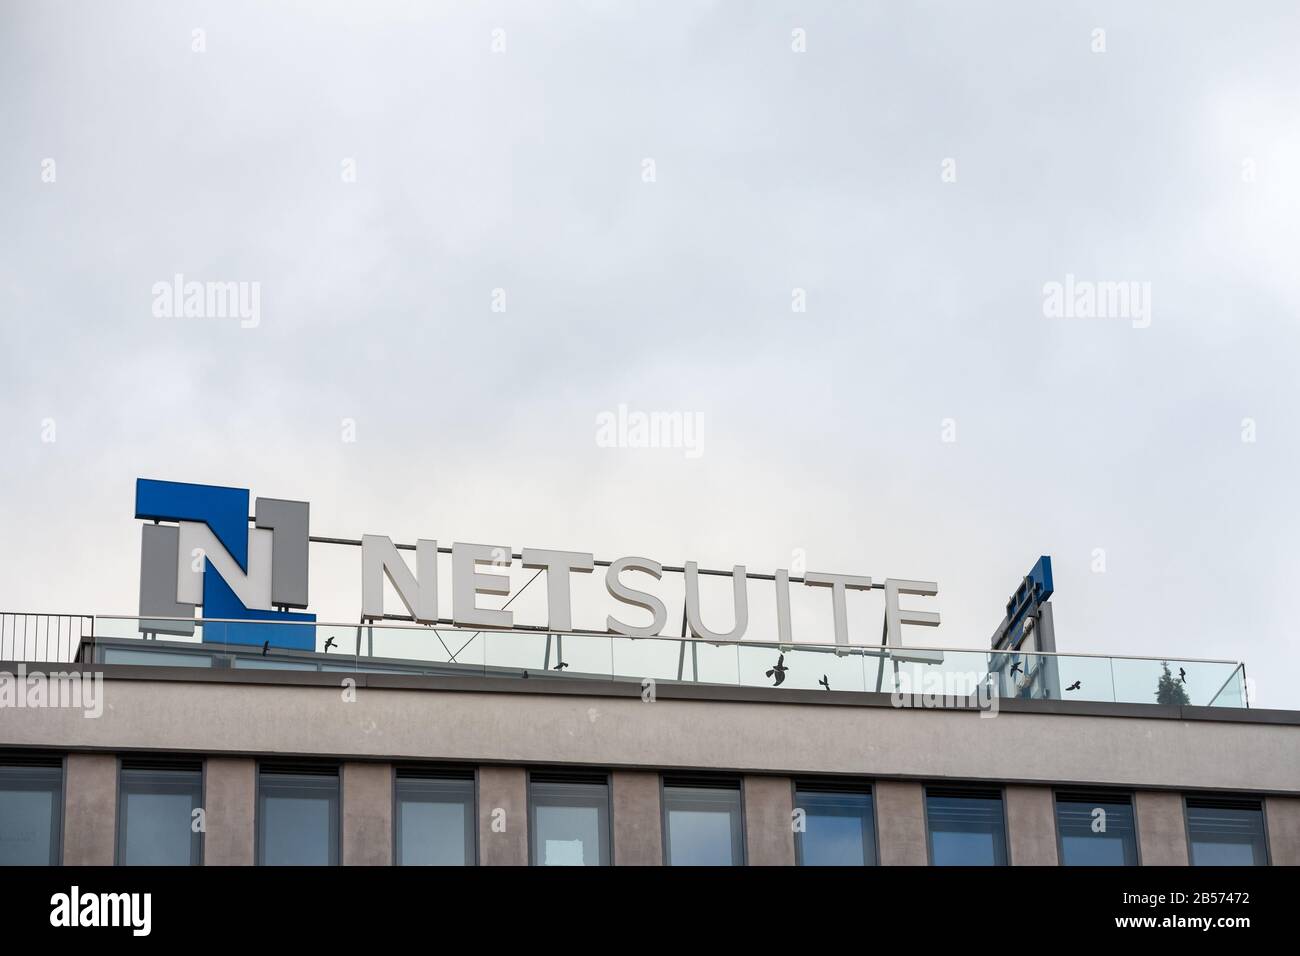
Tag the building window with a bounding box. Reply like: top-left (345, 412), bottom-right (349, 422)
top-left (528, 773), bottom-right (611, 866)
top-left (1055, 791), bottom-right (1137, 866)
top-left (257, 766), bottom-right (339, 866)
top-left (1186, 797), bottom-right (1268, 865)
top-left (662, 777), bottom-right (744, 866)
top-left (0, 761), bottom-right (61, 865)
top-left (925, 787), bottom-right (1008, 866)
top-left (794, 784), bottom-right (876, 865)
top-left (117, 763), bottom-right (203, 865)
top-left (395, 770), bottom-right (475, 866)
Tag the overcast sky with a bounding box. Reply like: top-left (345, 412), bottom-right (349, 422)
top-left (2, 2), bottom-right (1298, 706)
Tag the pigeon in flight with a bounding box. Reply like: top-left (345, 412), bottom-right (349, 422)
top-left (553, 661), bottom-right (569, 671)
top-left (324, 637), bottom-right (337, 652)
top-left (261, 640), bottom-right (270, 657)
top-left (818, 674), bottom-right (830, 691)
top-left (765, 654), bottom-right (789, 687)
top-left (1066, 680), bottom-right (1081, 691)
top-left (1010, 661), bottom-right (1023, 676)
top-left (1178, 667), bottom-right (1187, 684)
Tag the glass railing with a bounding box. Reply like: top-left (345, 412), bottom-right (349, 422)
top-left (86, 616), bottom-right (1249, 708)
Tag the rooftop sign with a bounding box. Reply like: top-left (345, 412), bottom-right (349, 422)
top-left (136, 478), bottom-right (941, 653)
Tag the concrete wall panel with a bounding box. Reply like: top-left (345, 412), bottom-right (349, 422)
top-left (612, 770), bottom-right (661, 865)
top-left (6, 680), bottom-right (1295, 795)
top-left (62, 753), bottom-right (116, 865)
top-left (876, 780), bottom-right (927, 865)
top-left (1136, 790), bottom-right (1189, 865)
top-left (1005, 785), bottom-right (1059, 865)
top-left (1265, 796), bottom-right (1300, 865)
top-left (478, 766), bottom-right (527, 865)
top-left (342, 761), bottom-right (392, 865)
top-left (204, 757), bottom-right (255, 865)
top-left (743, 775), bottom-right (795, 865)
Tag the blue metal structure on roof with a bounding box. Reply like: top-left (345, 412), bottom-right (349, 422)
top-left (993, 555), bottom-right (1053, 652)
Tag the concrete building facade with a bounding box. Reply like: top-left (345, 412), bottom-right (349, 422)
top-left (2, 662), bottom-right (1296, 866)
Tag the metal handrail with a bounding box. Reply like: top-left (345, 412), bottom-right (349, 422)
top-left (1206, 663), bottom-right (1247, 708)
top-left (91, 614), bottom-right (1245, 666)
top-left (0, 612), bottom-right (94, 664)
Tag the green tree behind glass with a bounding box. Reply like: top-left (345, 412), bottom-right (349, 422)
top-left (1156, 661), bottom-right (1190, 705)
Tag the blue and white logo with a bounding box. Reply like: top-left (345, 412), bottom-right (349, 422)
top-left (136, 478), bottom-right (315, 650)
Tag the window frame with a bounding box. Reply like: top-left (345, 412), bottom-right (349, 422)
top-left (1051, 789), bottom-right (1140, 867)
top-left (0, 755), bottom-right (64, 866)
top-left (255, 763), bottom-right (341, 867)
top-left (115, 758), bottom-right (205, 866)
top-left (924, 784), bottom-right (1009, 866)
top-left (1182, 794), bottom-right (1271, 866)
top-left (660, 775), bottom-right (747, 867)
top-left (392, 765), bottom-right (478, 866)
top-left (792, 779), bottom-right (879, 866)
top-left (526, 770), bottom-right (613, 867)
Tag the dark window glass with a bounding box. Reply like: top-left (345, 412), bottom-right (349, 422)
top-left (118, 766), bottom-right (203, 865)
top-left (663, 782), bottom-right (744, 866)
top-left (1186, 798), bottom-right (1268, 866)
top-left (258, 770), bottom-right (339, 866)
top-left (529, 778), bottom-right (610, 866)
top-left (395, 775), bottom-right (475, 866)
top-left (926, 788), bottom-right (1007, 866)
top-left (795, 788), bottom-right (876, 865)
top-left (0, 764), bottom-right (61, 865)
top-left (1055, 792), bottom-right (1137, 866)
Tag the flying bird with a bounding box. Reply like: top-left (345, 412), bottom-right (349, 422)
top-left (1010, 661), bottom-right (1023, 676)
top-left (553, 661), bottom-right (569, 671)
top-left (1178, 667), bottom-right (1187, 684)
top-left (818, 674), bottom-right (830, 691)
top-left (1066, 680), bottom-right (1081, 691)
top-left (324, 637), bottom-right (337, 652)
top-left (261, 640), bottom-right (270, 657)
top-left (765, 654), bottom-right (788, 687)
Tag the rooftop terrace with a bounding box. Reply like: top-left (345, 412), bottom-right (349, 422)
top-left (1, 612), bottom-right (1249, 710)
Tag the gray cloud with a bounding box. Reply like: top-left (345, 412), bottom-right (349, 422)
top-left (2, 1), bottom-right (1298, 705)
